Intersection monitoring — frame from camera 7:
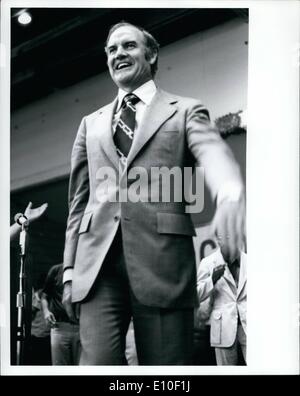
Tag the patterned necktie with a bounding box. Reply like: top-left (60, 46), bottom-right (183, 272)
top-left (114, 93), bottom-right (140, 165)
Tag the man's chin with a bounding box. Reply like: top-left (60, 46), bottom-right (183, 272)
top-left (114, 71), bottom-right (134, 84)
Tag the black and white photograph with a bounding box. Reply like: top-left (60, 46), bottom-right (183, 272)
top-left (0, 0), bottom-right (299, 377)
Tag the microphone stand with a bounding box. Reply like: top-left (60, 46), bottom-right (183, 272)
top-left (15, 214), bottom-right (29, 365)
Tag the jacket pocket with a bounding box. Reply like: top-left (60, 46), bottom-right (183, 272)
top-left (78, 212), bottom-right (93, 234)
top-left (210, 311), bottom-right (222, 345)
top-left (157, 212), bottom-right (196, 236)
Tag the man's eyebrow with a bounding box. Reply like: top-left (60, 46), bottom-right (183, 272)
top-left (125, 40), bottom-right (137, 45)
top-left (106, 39), bottom-right (137, 52)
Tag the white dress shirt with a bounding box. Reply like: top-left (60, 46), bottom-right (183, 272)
top-left (112, 79), bottom-right (157, 134)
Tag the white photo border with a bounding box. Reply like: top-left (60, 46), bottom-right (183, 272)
top-left (1, 0), bottom-right (299, 375)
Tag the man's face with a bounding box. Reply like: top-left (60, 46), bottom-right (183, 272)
top-left (106, 25), bottom-right (156, 92)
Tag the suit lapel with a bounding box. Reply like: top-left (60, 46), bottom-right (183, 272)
top-left (96, 99), bottom-right (120, 171)
top-left (95, 90), bottom-right (177, 172)
top-left (237, 251), bottom-right (247, 298)
top-left (126, 90), bottom-right (178, 168)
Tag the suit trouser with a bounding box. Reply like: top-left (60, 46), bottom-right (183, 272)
top-left (50, 322), bottom-right (81, 365)
top-left (79, 227), bottom-right (194, 365)
top-left (214, 324), bottom-right (247, 365)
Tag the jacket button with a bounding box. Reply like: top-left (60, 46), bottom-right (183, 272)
top-left (114, 215), bottom-right (120, 222)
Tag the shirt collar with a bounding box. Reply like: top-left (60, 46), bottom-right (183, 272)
top-left (116, 80), bottom-right (157, 111)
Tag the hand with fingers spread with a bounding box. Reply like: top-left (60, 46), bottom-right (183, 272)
top-left (10, 201), bottom-right (48, 242)
top-left (24, 201), bottom-right (48, 224)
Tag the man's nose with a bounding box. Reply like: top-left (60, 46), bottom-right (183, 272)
top-left (115, 46), bottom-right (127, 58)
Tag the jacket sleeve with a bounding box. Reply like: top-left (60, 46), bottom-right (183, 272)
top-left (63, 117), bottom-right (90, 272)
top-left (197, 257), bottom-right (215, 302)
top-left (186, 101), bottom-right (243, 201)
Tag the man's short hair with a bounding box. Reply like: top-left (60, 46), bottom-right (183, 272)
top-left (105, 21), bottom-right (160, 77)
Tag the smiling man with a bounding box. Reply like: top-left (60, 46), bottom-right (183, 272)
top-left (62, 22), bottom-right (245, 365)
top-left (106, 23), bottom-right (157, 92)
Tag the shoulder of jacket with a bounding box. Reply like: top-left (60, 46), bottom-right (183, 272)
top-left (83, 100), bottom-right (116, 121)
top-left (158, 89), bottom-right (204, 107)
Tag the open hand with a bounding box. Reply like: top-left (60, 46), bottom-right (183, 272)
top-left (24, 201), bottom-right (48, 223)
top-left (212, 195), bottom-right (246, 263)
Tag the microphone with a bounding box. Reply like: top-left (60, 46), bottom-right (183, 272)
top-left (14, 213), bottom-right (29, 227)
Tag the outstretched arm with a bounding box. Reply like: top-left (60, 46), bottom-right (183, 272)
top-left (10, 201), bottom-right (48, 242)
top-left (186, 102), bottom-right (246, 263)
top-left (25, 201), bottom-right (48, 223)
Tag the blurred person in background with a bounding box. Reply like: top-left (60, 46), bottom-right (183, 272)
top-left (28, 282), bottom-right (51, 365)
top-left (197, 244), bottom-right (247, 365)
top-left (41, 263), bottom-right (81, 365)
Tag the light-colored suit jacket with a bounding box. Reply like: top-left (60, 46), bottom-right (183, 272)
top-left (63, 88), bottom-right (242, 306)
top-left (197, 249), bottom-right (247, 347)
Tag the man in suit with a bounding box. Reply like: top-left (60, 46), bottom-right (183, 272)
top-left (62, 22), bottom-right (246, 365)
top-left (197, 247), bottom-right (247, 365)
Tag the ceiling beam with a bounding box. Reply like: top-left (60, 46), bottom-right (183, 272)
top-left (11, 9), bottom-right (110, 58)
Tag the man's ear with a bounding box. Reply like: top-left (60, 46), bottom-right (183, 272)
top-left (148, 49), bottom-right (158, 65)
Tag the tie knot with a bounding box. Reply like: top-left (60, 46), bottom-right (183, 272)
top-left (123, 93), bottom-right (140, 107)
